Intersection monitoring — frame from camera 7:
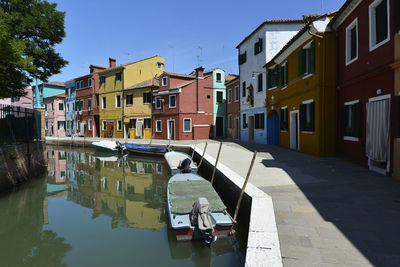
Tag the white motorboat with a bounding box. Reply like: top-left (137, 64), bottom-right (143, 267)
top-left (92, 140), bottom-right (125, 153)
top-left (164, 151), bottom-right (197, 175)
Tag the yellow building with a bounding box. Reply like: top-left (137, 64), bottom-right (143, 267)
top-left (98, 56), bottom-right (165, 138)
top-left (124, 78), bottom-right (159, 139)
top-left (265, 12), bottom-right (337, 157)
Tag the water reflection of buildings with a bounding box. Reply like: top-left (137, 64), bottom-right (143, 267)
top-left (46, 149), bottom-right (67, 184)
top-left (61, 149), bottom-right (168, 231)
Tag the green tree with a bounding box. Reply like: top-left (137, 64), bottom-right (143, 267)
top-left (0, 0), bottom-right (68, 98)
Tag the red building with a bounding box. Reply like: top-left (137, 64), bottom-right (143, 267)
top-left (75, 64), bottom-right (106, 137)
top-left (225, 75), bottom-right (240, 139)
top-left (332, 0), bottom-right (397, 175)
top-left (152, 67), bottom-right (214, 140)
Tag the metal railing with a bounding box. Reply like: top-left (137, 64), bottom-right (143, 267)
top-left (0, 104), bottom-right (41, 144)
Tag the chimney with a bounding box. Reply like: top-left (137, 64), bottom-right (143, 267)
top-left (109, 57), bottom-right (116, 68)
top-left (195, 66), bottom-right (204, 78)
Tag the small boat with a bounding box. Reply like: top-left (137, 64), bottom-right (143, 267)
top-left (164, 151), bottom-right (198, 175)
top-left (167, 173), bottom-right (233, 245)
top-left (92, 140), bottom-right (125, 153)
top-left (125, 143), bottom-right (169, 157)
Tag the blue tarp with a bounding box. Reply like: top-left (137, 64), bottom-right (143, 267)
top-left (125, 143), bottom-right (168, 153)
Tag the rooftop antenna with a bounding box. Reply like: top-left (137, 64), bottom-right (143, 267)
top-left (168, 44), bottom-right (175, 72)
top-left (321, 0), bottom-right (323, 14)
top-left (197, 46), bottom-right (203, 67)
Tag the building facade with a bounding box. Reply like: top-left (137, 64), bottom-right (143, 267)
top-left (207, 68), bottom-right (227, 139)
top-left (33, 80), bottom-right (65, 108)
top-left (237, 19), bottom-right (304, 144)
top-left (332, 0), bottom-right (396, 175)
top-left (226, 76), bottom-right (240, 139)
top-left (265, 12), bottom-right (337, 157)
top-left (152, 68), bottom-right (214, 140)
top-left (44, 93), bottom-right (66, 137)
top-left (65, 80), bottom-right (76, 136)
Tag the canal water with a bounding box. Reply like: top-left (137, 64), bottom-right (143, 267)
top-left (0, 146), bottom-right (245, 267)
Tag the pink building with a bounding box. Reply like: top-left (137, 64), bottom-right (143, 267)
top-left (47, 149), bottom-right (67, 184)
top-left (0, 86), bottom-right (33, 108)
top-left (44, 93), bottom-right (66, 136)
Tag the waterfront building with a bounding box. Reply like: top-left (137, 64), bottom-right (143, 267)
top-left (393, 2), bottom-right (400, 178)
top-left (226, 75), bottom-right (240, 139)
top-left (123, 78), bottom-right (159, 139)
top-left (65, 80), bottom-right (76, 136)
top-left (265, 12), bottom-right (338, 157)
top-left (9, 86), bottom-right (34, 108)
top-left (152, 67), bottom-right (214, 140)
top-left (33, 80), bottom-right (65, 108)
top-left (47, 149), bottom-right (67, 184)
top-left (98, 56), bottom-right (165, 138)
top-left (43, 93), bottom-right (66, 137)
top-left (237, 19), bottom-right (304, 144)
top-left (332, 0), bottom-right (397, 175)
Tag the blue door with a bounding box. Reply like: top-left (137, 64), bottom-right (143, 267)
top-left (267, 111), bottom-right (279, 145)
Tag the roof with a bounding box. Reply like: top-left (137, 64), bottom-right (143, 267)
top-left (170, 80), bottom-right (195, 90)
top-left (225, 75), bottom-right (238, 82)
top-left (43, 81), bottom-right (65, 87)
top-left (265, 11), bottom-right (338, 67)
top-left (44, 93), bottom-right (65, 99)
top-left (89, 64), bottom-right (107, 69)
top-left (98, 55), bottom-right (162, 74)
top-left (330, 0), bottom-right (360, 29)
top-left (74, 73), bottom-right (91, 81)
top-left (225, 76), bottom-right (239, 86)
top-left (236, 18), bottom-right (304, 48)
top-left (164, 71), bottom-right (195, 79)
top-left (125, 78), bottom-right (159, 90)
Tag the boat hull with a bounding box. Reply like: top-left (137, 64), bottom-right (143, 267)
top-left (173, 225), bottom-right (233, 241)
top-left (125, 143), bottom-right (168, 157)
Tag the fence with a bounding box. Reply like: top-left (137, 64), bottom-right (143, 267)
top-left (0, 104), bottom-right (41, 144)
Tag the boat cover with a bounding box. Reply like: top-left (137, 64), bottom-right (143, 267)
top-left (125, 143), bottom-right (167, 153)
top-left (169, 180), bottom-right (226, 214)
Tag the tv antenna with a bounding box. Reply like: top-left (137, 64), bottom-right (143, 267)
top-left (197, 46), bottom-right (203, 67)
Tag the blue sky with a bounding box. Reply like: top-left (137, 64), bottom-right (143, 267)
top-left (50, 0), bottom-right (345, 82)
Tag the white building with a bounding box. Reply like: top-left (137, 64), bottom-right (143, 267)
top-left (237, 19), bottom-right (304, 144)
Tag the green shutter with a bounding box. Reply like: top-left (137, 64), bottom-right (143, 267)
top-left (261, 113), bottom-right (265, 129)
top-left (310, 102), bottom-right (315, 131)
top-left (254, 42), bottom-right (258, 55)
top-left (267, 70), bottom-right (271, 89)
top-left (285, 62), bottom-right (288, 86)
top-left (259, 38), bottom-right (263, 52)
top-left (309, 41), bottom-right (315, 74)
top-left (298, 49), bottom-right (306, 76)
top-left (354, 102), bottom-right (362, 138)
top-left (280, 66), bottom-right (284, 87)
top-left (300, 104), bottom-right (306, 131)
top-left (341, 105), bottom-right (348, 136)
top-left (280, 109), bottom-right (284, 130)
top-left (273, 66), bottom-right (278, 87)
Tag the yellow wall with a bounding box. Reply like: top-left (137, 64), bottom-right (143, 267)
top-left (124, 87), bottom-right (153, 139)
top-left (99, 56), bottom-right (165, 138)
top-left (266, 33), bottom-right (336, 157)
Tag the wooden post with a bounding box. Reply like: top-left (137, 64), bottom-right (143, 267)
top-left (198, 142), bottom-right (208, 168)
top-left (233, 150), bottom-right (257, 222)
top-left (83, 136), bottom-right (85, 149)
top-left (210, 141), bottom-right (223, 185)
top-left (168, 138), bottom-right (171, 151)
top-left (191, 139), bottom-right (198, 158)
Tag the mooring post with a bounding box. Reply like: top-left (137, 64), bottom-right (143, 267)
top-left (191, 139), bottom-right (198, 158)
top-left (168, 138), bottom-right (171, 151)
top-left (198, 142), bottom-right (208, 168)
top-left (83, 136), bottom-right (85, 149)
top-left (210, 141), bottom-right (223, 185)
top-left (233, 150), bottom-right (257, 222)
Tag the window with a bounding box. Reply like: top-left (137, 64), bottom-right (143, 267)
top-left (51, 103), bottom-right (54, 111)
top-left (143, 92), bottom-right (151, 104)
top-left (40, 88), bottom-right (43, 96)
top-left (88, 119), bottom-right (93, 130)
top-left (58, 102), bottom-right (64, 111)
top-left (183, 118), bottom-right (191, 132)
top-left (238, 51), bottom-right (247, 65)
top-left (117, 120), bottom-right (122, 131)
top-left (228, 114), bottom-right (232, 128)
top-left (80, 81), bottom-right (83, 88)
top-left (75, 100), bottom-right (83, 111)
top-left (242, 113), bottom-right (247, 128)
top-left (298, 41), bottom-right (315, 77)
top-left (346, 19), bottom-right (358, 65)
top-left (88, 98), bottom-right (92, 110)
top-left (216, 91), bottom-right (223, 103)
top-left (280, 62), bottom-right (288, 88)
top-left (76, 81), bottom-right (79, 89)
top-left (300, 100), bottom-right (315, 132)
top-left (155, 96), bottom-right (161, 109)
top-left (216, 73), bottom-right (222, 82)
top-left (156, 120), bottom-right (162, 132)
top-left (162, 77), bottom-right (168, 86)
top-left (157, 62), bottom-right (163, 69)
top-left (228, 89), bottom-right (232, 104)
top-left (234, 86), bottom-right (239, 101)
top-left (254, 38), bottom-right (263, 55)
top-left (369, 0), bottom-right (390, 50)
top-left (115, 95), bottom-right (121, 108)
top-left (45, 121), bottom-right (48, 130)
top-left (144, 118), bottom-right (151, 129)
top-left (77, 120), bottom-right (80, 130)
top-left (88, 78), bottom-right (92, 87)
top-left (72, 103), bottom-right (75, 112)
top-left (267, 65), bottom-right (278, 89)
top-left (254, 113), bottom-right (265, 129)
top-left (169, 95), bottom-right (176, 108)
top-left (342, 100), bottom-right (362, 140)
top-left (257, 73), bottom-right (263, 92)
top-left (57, 121), bottom-right (65, 130)
top-left (129, 118), bottom-right (136, 129)
top-left (102, 97), bottom-right (106, 109)
top-left (126, 94), bottom-right (133, 105)
top-left (280, 107), bottom-right (288, 131)
top-left (242, 81), bottom-right (246, 97)
top-left (115, 72), bottom-right (122, 81)
top-left (100, 76), bottom-right (105, 85)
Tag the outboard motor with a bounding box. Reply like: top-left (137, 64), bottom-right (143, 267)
top-left (115, 141), bottom-right (124, 154)
top-left (177, 158), bottom-right (192, 173)
top-left (190, 197), bottom-right (217, 247)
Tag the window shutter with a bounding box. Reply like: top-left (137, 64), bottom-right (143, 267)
top-left (254, 42), bottom-right (258, 55)
top-left (259, 38), bottom-right (263, 53)
top-left (267, 70), bottom-right (271, 89)
top-left (354, 102), bottom-right (362, 138)
top-left (310, 102), bottom-right (315, 131)
top-left (300, 104), bottom-right (306, 131)
top-left (273, 65), bottom-right (278, 87)
top-left (285, 109), bottom-right (288, 130)
top-left (280, 109), bottom-right (284, 130)
top-left (143, 93), bottom-right (146, 103)
top-left (341, 105), bottom-right (349, 136)
top-left (285, 62), bottom-right (288, 85)
top-left (260, 113), bottom-right (265, 129)
top-left (280, 66), bottom-right (284, 87)
top-left (309, 41), bottom-right (315, 74)
top-left (298, 49), bottom-right (305, 76)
